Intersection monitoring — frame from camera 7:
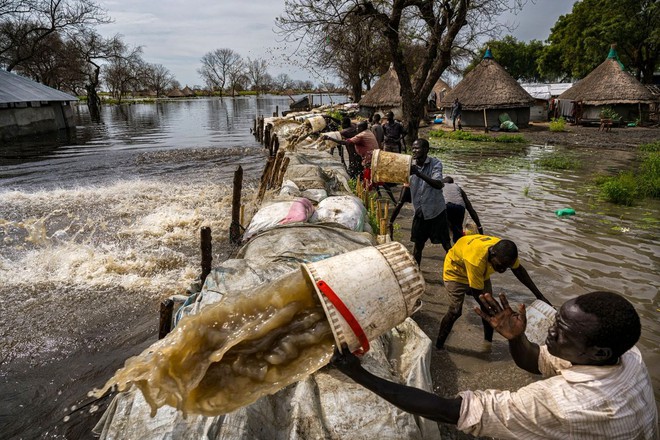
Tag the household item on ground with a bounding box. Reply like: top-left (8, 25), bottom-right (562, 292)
top-left (524, 299), bottom-right (556, 345)
top-left (371, 149), bottom-right (412, 184)
top-left (302, 241), bottom-right (425, 353)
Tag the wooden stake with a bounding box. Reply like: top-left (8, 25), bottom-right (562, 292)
top-left (200, 226), bottom-right (212, 283)
top-left (158, 298), bottom-right (174, 339)
top-left (230, 166), bottom-right (243, 243)
top-left (276, 156), bottom-right (290, 188)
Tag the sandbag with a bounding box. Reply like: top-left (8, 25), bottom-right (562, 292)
top-left (243, 199), bottom-right (314, 240)
top-left (311, 195), bottom-right (367, 232)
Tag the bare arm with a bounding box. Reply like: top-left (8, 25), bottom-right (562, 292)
top-left (459, 188), bottom-right (483, 234)
top-left (511, 265), bottom-right (551, 305)
top-left (475, 293), bottom-right (541, 374)
top-left (331, 346), bottom-right (462, 424)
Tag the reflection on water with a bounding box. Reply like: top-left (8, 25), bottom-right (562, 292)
top-left (0, 100), bottom-right (658, 438)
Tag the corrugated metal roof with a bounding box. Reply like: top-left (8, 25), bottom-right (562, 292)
top-left (0, 70), bottom-right (78, 104)
top-left (521, 83), bottom-right (574, 100)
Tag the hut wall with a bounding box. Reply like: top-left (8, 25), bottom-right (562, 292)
top-left (0, 102), bottom-right (75, 140)
top-left (582, 104), bottom-right (649, 122)
top-left (530, 99), bottom-right (548, 122)
top-left (359, 105), bottom-right (402, 120)
top-left (444, 107), bottom-right (530, 128)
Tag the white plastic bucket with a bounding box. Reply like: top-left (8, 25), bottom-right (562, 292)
top-left (524, 300), bottom-right (557, 345)
top-left (371, 150), bottom-right (412, 184)
top-left (301, 242), bottom-right (425, 353)
top-left (304, 115), bottom-right (326, 133)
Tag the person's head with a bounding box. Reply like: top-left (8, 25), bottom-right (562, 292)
top-left (357, 121), bottom-right (368, 132)
top-left (546, 291), bottom-right (640, 365)
top-left (373, 113), bottom-right (381, 123)
top-left (386, 111), bottom-right (394, 122)
top-left (341, 116), bottom-right (351, 129)
top-left (487, 239), bottom-right (518, 273)
top-left (454, 98), bottom-right (458, 103)
top-left (443, 176), bottom-right (454, 184)
top-left (411, 138), bottom-right (429, 163)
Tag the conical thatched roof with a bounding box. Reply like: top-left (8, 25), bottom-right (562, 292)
top-left (181, 86), bottom-right (195, 97)
top-left (432, 78), bottom-right (451, 96)
top-left (359, 65), bottom-right (401, 107)
top-left (439, 49), bottom-right (534, 110)
top-left (167, 88), bottom-right (184, 98)
top-left (558, 46), bottom-right (654, 105)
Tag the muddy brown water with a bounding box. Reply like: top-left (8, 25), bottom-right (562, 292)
top-left (1, 116), bottom-right (658, 438)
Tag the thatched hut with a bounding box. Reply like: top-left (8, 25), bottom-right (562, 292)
top-left (430, 79), bottom-right (451, 110)
top-left (167, 88), bottom-right (185, 98)
top-left (181, 86), bottom-right (195, 97)
top-left (439, 49), bottom-right (535, 128)
top-left (358, 65), bottom-right (402, 119)
top-left (557, 45), bottom-right (654, 124)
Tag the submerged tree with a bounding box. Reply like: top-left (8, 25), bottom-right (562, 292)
top-left (277, 0), bottom-right (521, 142)
top-left (198, 48), bottom-right (243, 95)
top-left (144, 63), bottom-right (176, 98)
top-left (245, 57), bottom-right (270, 94)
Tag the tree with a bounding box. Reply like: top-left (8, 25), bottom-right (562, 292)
top-left (0, 0), bottom-right (110, 72)
top-left (273, 72), bottom-right (292, 91)
top-left (245, 57), bottom-right (269, 94)
top-left (144, 63), bottom-right (175, 98)
top-left (197, 48), bottom-right (242, 95)
top-left (103, 45), bottom-right (145, 102)
top-left (539, 0), bottom-right (659, 83)
top-left (466, 36), bottom-right (547, 82)
top-left (277, 0), bottom-right (520, 143)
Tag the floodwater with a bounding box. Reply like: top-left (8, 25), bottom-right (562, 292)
top-left (0, 99), bottom-right (658, 438)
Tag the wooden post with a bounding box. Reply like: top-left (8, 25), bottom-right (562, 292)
top-left (483, 108), bottom-right (489, 133)
top-left (158, 298), bottom-right (174, 339)
top-left (276, 156), bottom-right (290, 188)
top-left (273, 105), bottom-right (279, 117)
top-left (268, 150), bottom-right (285, 189)
top-left (257, 156), bottom-right (275, 204)
top-left (230, 166), bottom-right (243, 243)
top-left (200, 226), bottom-right (212, 284)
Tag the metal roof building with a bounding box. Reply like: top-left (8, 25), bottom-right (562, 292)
top-left (0, 70), bottom-right (78, 140)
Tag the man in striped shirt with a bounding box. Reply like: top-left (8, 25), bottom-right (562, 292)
top-left (332, 291), bottom-right (657, 439)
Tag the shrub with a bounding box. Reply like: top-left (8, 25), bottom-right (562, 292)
top-left (600, 172), bottom-right (638, 205)
top-left (549, 117), bottom-right (566, 132)
top-left (599, 107), bottom-right (620, 120)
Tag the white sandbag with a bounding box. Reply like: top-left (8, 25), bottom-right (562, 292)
top-left (280, 180), bottom-right (301, 197)
top-left (301, 188), bottom-right (327, 203)
top-left (311, 195), bottom-right (367, 231)
top-left (243, 198), bottom-right (314, 240)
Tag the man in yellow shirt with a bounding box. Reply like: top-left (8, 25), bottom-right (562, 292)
top-left (437, 234), bottom-right (550, 350)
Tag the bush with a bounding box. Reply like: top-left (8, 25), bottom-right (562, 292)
top-left (600, 172), bottom-right (638, 205)
top-left (535, 153), bottom-right (581, 170)
top-left (599, 107), bottom-right (620, 120)
top-left (549, 117), bottom-right (566, 132)
top-left (639, 140), bottom-right (660, 153)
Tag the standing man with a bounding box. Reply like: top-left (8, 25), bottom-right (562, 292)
top-left (451, 98), bottom-right (462, 131)
top-left (389, 138), bottom-right (451, 266)
top-left (331, 291), bottom-right (657, 439)
top-left (370, 113), bottom-right (384, 149)
top-left (382, 111), bottom-right (406, 153)
top-left (437, 234), bottom-right (550, 350)
top-left (442, 176), bottom-right (483, 244)
top-left (323, 121), bottom-right (378, 183)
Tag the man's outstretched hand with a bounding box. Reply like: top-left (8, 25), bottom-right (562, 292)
top-left (475, 293), bottom-right (527, 340)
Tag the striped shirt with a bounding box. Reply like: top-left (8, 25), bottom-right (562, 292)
top-left (457, 346), bottom-right (658, 439)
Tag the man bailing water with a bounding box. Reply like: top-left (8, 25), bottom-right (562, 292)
top-left (331, 291), bottom-right (658, 439)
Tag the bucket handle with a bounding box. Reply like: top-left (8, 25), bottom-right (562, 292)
top-left (316, 280), bottom-right (370, 354)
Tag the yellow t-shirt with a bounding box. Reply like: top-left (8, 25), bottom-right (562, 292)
top-left (443, 235), bottom-right (520, 289)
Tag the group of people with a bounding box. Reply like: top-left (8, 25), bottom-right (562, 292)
top-left (323, 123), bottom-right (657, 438)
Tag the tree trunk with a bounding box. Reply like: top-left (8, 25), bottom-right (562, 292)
top-left (86, 65), bottom-right (102, 122)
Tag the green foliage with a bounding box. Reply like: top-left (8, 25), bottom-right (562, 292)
top-left (600, 172), bottom-right (638, 205)
top-left (539, 0), bottom-right (660, 82)
top-left (638, 152), bottom-right (660, 198)
top-left (326, 109), bottom-right (344, 122)
top-left (549, 117), bottom-right (566, 132)
top-left (599, 107), bottom-right (619, 120)
top-left (522, 185), bottom-right (530, 197)
top-left (535, 153), bottom-right (581, 170)
top-left (347, 178), bottom-right (357, 193)
top-left (468, 37), bottom-right (549, 81)
top-left (639, 140), bottom-right (660, 152)
top-left (428, 130), bottom-right (525, 143)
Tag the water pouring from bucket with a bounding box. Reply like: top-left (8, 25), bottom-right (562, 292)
top-left (92, 242), bottom-right (425, 416)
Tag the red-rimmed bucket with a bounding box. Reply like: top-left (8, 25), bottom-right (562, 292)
top-left (301, 242), bottom-right (425, 353)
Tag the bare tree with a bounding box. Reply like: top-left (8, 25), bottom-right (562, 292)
top-left (277, 0), bottom-right (521, 142)
top-left (197, 48), bottom-right (242, 95)
top-left (0, 0), bottom-right (110, 72)
top-left (245, 57), bottom-right (269, 94)
top-left (273, 72), bottom-right (292, 92)
top-left (103, 45), bottom-right (145, 103)
top-left (226, 56), bottom-right (246, 97)
top-left (144, 63), bottom-right (175, 98)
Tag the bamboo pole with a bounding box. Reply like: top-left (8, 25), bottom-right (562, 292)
top-left (256, 156), bottom-right (275, 204)
top-left (276, 156), bottom-right (290, 188)
top-left (268, 150), bottom-right (285, 189)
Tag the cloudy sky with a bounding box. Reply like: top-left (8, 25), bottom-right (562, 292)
top-left (99, 0), bottom-right (577, 88)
